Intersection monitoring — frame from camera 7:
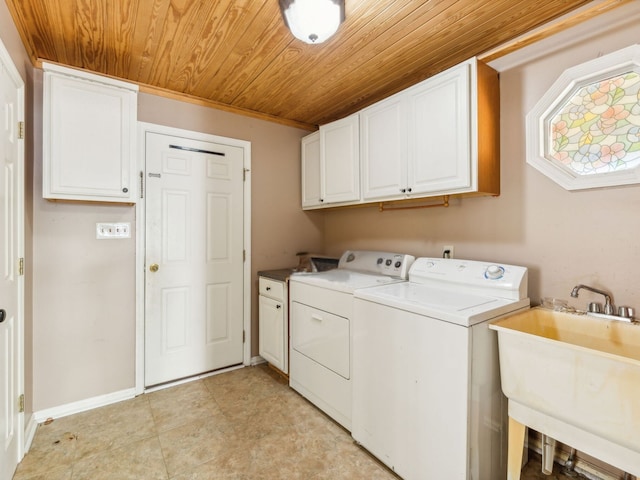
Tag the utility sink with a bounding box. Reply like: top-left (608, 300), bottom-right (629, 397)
top-left (490, 307), bottom-right (640, 478)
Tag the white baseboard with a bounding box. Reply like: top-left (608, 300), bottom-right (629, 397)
top-left (32, 362), bottom-right (266, 425)
top-left (33, 388), bottom-right (136, 424)
top-left (23, 413), bottom-right (38, 453)
top-left (251, 355), bottom-right (266, 366)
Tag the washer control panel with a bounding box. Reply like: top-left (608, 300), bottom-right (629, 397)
top-left (339, 250), bottom-right (416, 279)
top-left (409, 257), bottom-right (528, 301)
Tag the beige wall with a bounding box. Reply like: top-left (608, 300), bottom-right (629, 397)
top-left (28, 85), bottom-right (323, 410)
top-left (324, 3), bottom-right (640, 316)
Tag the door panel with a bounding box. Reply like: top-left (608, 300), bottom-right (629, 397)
top-left (258, 295), bottom-right (285, 371)
top-left (145, 132), bottom-right (244, 386)
top-left (0, 46), bottom-right (23, 480)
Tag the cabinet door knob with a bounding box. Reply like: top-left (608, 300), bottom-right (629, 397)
top-left (276, 304), bottom-right (282, 309)
top-left (400, 188), bottom-right (406, 193)
top-left (149, 263), bottom-right (159, 272)
top-left (0, 309), bottom-right (6, 323)
top-left (266, 286), bottom-right (271, 291)
top-left (407, 187), bottom-right (412, 193)
top-left (122, 187), bottom-right (129, 193)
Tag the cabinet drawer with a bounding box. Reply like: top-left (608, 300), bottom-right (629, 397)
top-left (259, 277), bottom-right (285, 300)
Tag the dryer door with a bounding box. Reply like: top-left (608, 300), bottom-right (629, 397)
top-left (290, 301), bottom-right (350, 379)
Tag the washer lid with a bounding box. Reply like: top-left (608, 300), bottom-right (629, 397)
top-left (290, 269), bottom-right (405, 294)
top-left (354, 282), bottom-right (530, 326)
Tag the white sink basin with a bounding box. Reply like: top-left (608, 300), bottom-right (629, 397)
top-left (490, 307), bottom-right (640, 478)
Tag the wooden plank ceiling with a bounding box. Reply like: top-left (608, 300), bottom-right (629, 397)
top-left (4, 0), bottom-right (625, 129)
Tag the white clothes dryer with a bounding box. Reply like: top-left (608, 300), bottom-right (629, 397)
top-left (288, 250), bottom-right (415, 430)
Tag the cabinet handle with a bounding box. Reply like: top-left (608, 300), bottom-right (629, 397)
top-left (276, 304), bottom-right (282, 309)
top-left (407, 187), bottom-right (412, 193)
top-left (400, 188), bottom-right (406, 193)
top-left (266, 286), bottom-right (271, 291)
top-left (311, 314), bottom-right (323, 322)
top-left (320, 198), bottom-right (324, 202)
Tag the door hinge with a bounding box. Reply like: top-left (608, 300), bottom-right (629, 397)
top-left (243, 250), bottom-right (246, 262)
top-left (242, 330), bottom-right (246, 343)
top-left (18, 121), bottom-right (24, 139)
top-left (243, 168), bottom-right (249, 181)
top-left (18, 257), bottom-right (24, 276)
top-left (139, 171), bottom-right (144, 199)
top-left (18, 394), bottom-right (24, 413)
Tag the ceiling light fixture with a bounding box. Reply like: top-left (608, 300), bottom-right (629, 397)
top-left (279, 0), bottom-right (345, 44)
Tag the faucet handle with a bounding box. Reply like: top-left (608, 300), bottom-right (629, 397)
top-left (618, 306), bottom-right (635, 319)
top-left (603, 302), bottom-right (615, 315)
top-left (588, 302), bottom-right (601, 313)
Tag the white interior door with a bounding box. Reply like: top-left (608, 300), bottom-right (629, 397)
top-left (144, 132), bottom-right (244, 387)
top-left (0, 44), bottom-right (24, 480)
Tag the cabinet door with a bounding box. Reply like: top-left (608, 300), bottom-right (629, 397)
top-left (43, 68), bottom-right (137, 202)
top-left (259, 295), bottom-right (286, 372)
top-left (320, 114), bottom-right (360, 204)
top-left (407, 62), bottom-right (471, 195)
top-left (361, 97), bottom-right (408, 200)
top-left (301, 131), bottom-right (322, 208)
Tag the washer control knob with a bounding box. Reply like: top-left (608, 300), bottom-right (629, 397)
top-left (385, 259), bottom-right (392, 266)
top-left (394, 261), bottom-right (402, 268)
top-left (377, 258), bottom-right (383, 265)
top-left (485, 265), bottom-right (504, 279)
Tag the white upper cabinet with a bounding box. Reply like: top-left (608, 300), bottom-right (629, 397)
top-left (320, 114), bottom-right (360, 204)
top-left (407, 62), bottom-right (471, 195)
top-left (301, 131), bottom-right (322, 208)
top-left (302, 114), bottom-right (360, 209)
top-left (361, 58), bottom-right (499, 203)
top-left (361, 95), bottom-right (407, 199)
top-left (43, 62), bottom-right (138, 203)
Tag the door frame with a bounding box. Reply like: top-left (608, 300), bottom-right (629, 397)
top-left (135, 122), bottom-right (252, 394)
top-left (0, 36), bottom-right (25, 466)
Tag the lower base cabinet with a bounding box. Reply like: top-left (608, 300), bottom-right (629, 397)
top-left (258, 276), bottom-right (288, 374)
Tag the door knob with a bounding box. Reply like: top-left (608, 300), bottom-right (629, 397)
top-left (0, 309), bottom-right (6, 323)
top-left (149, 263), bottom-right (159, 272)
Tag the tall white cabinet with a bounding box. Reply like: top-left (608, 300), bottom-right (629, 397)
top-left (42, 62), bottom-right (138, 203)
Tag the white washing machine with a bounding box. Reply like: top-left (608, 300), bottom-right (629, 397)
top-left (288, 250), bottom-right (415, 430)
top-left (352, 257), bottom-right (529, 480)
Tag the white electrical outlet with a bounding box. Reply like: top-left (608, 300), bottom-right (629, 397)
top-left (96, 222), bottom-right (131, 239)
top-left (442, 245), bottom-right (454, 259)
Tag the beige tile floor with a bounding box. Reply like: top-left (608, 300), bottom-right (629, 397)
top-left (14, 364), bottom-right (587, 480)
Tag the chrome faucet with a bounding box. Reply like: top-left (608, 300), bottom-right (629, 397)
top-left (570, 284), bottom-right (614, 314)
top-left (570, 284), bottom-right (637, 322)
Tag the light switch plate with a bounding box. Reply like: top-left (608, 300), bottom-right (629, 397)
top-left (96, 222), bottom-right (131, 239)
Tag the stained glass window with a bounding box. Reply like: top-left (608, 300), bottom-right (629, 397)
top-left (548, 72), bottom-right (640, 175)
top-left (527, 45), bottom-right (640, 190)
